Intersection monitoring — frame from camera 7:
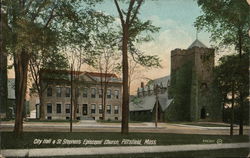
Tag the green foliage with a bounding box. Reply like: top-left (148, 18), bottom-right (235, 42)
top-left (89, 21), bottom-right (121, 73)
top-left (215, 53), bottom-right (249, 103)
top-left (29, 50), bottom-right (69, 94)
top-left (195, 0), bottom-right (250, 52)
top-left (4, 0), bottom-right (109, 59)
top-left (41, 52), bottom-right (69, 70)
top-left (214, 53), bottom-right (249, 123)
top-left (135, 54), bottom-right (161, 68)
top-left (129, 17), bottom-right (160, 43)
top-left (223, 103), bottom-right (249, 125)
top-left (41, 70), bottom-right (70, 82)
top-left (128, 17), bottom-right (161, 68)
top-left (207, 81), bottom-right (223, 121)
top-left (115, 0), bottom-right (161, 68)
top-left (4, 0), bottom-right (112, 90)
top-left (166, 62), bottom-right (193, 121)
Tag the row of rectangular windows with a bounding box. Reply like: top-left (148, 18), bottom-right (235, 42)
top-left (47, 87), bottom-right (119, 99)
top-left (46, 103), bottom-right (119, 115)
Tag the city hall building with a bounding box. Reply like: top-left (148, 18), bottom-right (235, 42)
top-left (39, 70), bottom-right (122, 121)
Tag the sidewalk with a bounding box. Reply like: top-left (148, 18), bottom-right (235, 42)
top-left (1, 121), bottom-right (249, 135)
top-left (1, 143), bottom-right (249, 157)
top-left (0, 121), bottom-right (165, 129)
top-left (169, 123), bottom-right (249, 130)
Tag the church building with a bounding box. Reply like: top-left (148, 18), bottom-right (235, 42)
top-left (130, 39), bottom-right (222, 122)
top-left (167, 39), bottom-right (221, 121)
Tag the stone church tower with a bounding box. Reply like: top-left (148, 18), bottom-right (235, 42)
top-left (169, 39), bottom-right (216, 121)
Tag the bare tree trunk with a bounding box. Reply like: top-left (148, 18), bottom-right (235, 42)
top-left (101, 75), bottom-right (105, 120)
top-left (239, 92), bottom-right (244, 135)
top-left (73, 72), bottom-right (78, 120)
top-left (14, 49), bottom-right (29, 136)
top-left (222, 101), bottom-right (225, 122)
top-left (155, 85), bottom-right (159, 128)
top-left (121, 25), bottom-right (129, 134)
top-left (99, 57), bottom-right (106, 120)
top-left (70, 65), bottom-right (73, 132)
top-left (39, 76), bottom-right (45, 120)
top-left (73, 88), bottom-right (77, 120)
top-left (103, 80), bottom-right (107, 120)
top-left (114, 0), bottom-right (143, 134)
top-left (230, 81), bottom-right (235, 136)
top-left (39, 92), bottom-right (45, 120)
top-left (238, 27), bottom-right (243, 136)
top-left (0, 8), bottom-right (8, 117)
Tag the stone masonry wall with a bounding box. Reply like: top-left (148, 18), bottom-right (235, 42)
top-left (170, 46), bottom-right (216, 121)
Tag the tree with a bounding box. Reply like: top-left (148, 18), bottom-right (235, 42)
top-left (4, 0), bottom-right (104, 136)
top-left (195, 0), bottom-right (250, 135)
top-left (0, 3), bottom-right (8, 118)
top-left (214, 54), bottom-right (249, 135)
top-left (65, 11), bottom-right (115, 122)
top-left (68, 47), bottom-right (95, 121)
top-left (29, 47), bottom-right (69, 120)
top-left (114, 0), bottom-right (160, 134)
top-left (128, 54), bottom-right (146, 94)
top-left (90, 26), bottom-right (121, 120)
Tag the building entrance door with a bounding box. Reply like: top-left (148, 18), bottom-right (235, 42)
top-left (200, 107), bottom-right (206, 119)
top-left (82, 104), bottom-right (88, 115)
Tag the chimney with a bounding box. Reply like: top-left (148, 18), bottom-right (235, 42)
top-left (141, 82), bottom-right (144, 88)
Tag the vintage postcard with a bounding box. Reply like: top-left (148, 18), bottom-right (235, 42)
top-left (0, 0), bottom-right (249, 157)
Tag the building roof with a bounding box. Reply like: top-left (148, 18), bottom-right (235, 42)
top-left (132, 75), bottom-right (172, 112)
top-left (138, 75), bottom-right (170, 93)
top-left (188, 39), bottom-right (207, 49)
top-left (130, 92), bottom-right (173, 112)
top-left (41, 69), bottom-right (118, 78)
top-left (41, 69), bottom-right (121, 83)
top-left (41, 69), bottom-right (84, 75)
top-left (85, 72), bottom-right (118, 78)
top-left (8, 78), bottom-right (15, 99)
top-left (85, 72), bottom-right (122, 83)
top-left (147, 75), bottom-right (170, 88)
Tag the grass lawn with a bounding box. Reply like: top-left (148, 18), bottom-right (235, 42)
top-left (1, 132), bottom-right (248, 149)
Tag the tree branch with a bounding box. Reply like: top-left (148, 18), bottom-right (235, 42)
top-left (31, 0), bottom-right (49, 22)
top-left (44, 6), bottom-right (56, 28)
top-left (129, 0), bottom-right (143, 25)
top-left (29, 58), bottom-right (40, 93)
top-left (23, 0), bottom-right (35, 15)
top-left (126, 0), bottom-right (135, 24)
top-left (114, 0), bottom-right (125, 26)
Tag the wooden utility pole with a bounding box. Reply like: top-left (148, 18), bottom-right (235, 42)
top-left (70, 64), bottom-right (73, 132)
top-left (155, 84), bottom-right (159, 128)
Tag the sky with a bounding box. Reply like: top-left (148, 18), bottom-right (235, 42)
top-left (8, 0), bottom-right (213, 95)
top-left (94, 0), bottom-right (211, 94)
